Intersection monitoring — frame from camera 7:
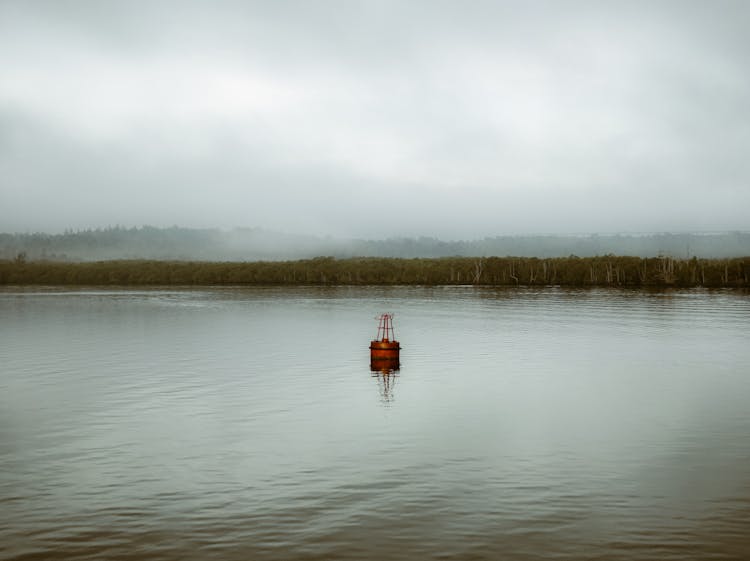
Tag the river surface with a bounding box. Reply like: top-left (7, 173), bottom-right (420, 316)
top-left (1, 286), bottom-right (749, 560)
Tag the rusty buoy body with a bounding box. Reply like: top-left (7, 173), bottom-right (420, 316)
top-left (370, 313), bottom-right (400, 371)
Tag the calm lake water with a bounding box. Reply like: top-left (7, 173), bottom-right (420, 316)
top-left (1, 286), bottom-right (749, 560)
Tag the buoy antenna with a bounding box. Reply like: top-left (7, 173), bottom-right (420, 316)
top-left (375, 313), bottom-right (395, 342)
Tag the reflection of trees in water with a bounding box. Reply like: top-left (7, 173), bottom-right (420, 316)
top-left (371, 366), bottom-right (399, 404)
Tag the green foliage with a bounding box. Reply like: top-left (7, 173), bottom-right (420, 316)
top-left (0, 256), bottom-right (748, 287)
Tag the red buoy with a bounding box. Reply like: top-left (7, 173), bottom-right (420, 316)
top-left (370, 313), bottom-right (400, 369)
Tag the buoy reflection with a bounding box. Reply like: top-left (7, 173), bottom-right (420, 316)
top-left (371, 360), bottom-right (399, 403)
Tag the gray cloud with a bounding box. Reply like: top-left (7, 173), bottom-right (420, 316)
top-left (1, 0), bottom-right (749, 238)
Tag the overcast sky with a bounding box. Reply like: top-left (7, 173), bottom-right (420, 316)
top-left (1, 0), bottom-right (749, 239)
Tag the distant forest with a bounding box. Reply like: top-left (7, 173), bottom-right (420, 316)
top-left (2, 226), bottom-right (750, 262)
top-left (2, 256), bottom-right (748, 287)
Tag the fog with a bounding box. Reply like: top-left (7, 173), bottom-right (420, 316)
top-left (1, 1), bottom-right (749, 239)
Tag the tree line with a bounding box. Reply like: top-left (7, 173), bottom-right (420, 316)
top-left (3, 226), bottom-right (750, 261)
top-left (1, 255), bottom-right (749, 287)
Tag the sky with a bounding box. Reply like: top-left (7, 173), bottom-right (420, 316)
top-left (1, 0), bottom-right (749, 239)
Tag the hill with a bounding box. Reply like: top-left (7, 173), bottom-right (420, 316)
top-left (2, 226), bottom-right (749, 262)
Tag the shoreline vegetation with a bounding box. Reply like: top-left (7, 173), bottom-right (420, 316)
top-left (1, 256), bottom-right (749, 287)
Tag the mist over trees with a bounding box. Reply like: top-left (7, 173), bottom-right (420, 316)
top-left (1, 226), bottom-right (749, 262)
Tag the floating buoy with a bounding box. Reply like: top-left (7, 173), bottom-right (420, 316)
top-left (370, 313), bottom-right (400, 370)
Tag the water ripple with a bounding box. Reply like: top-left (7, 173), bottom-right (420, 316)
top-left (1, 287), bottom-right (749, 560)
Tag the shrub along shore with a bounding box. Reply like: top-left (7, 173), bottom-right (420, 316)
top-left (1, 256), bottom-right (749, 287)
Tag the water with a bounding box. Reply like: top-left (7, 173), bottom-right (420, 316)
top-left (1, 286), bottom-right (749, 560)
